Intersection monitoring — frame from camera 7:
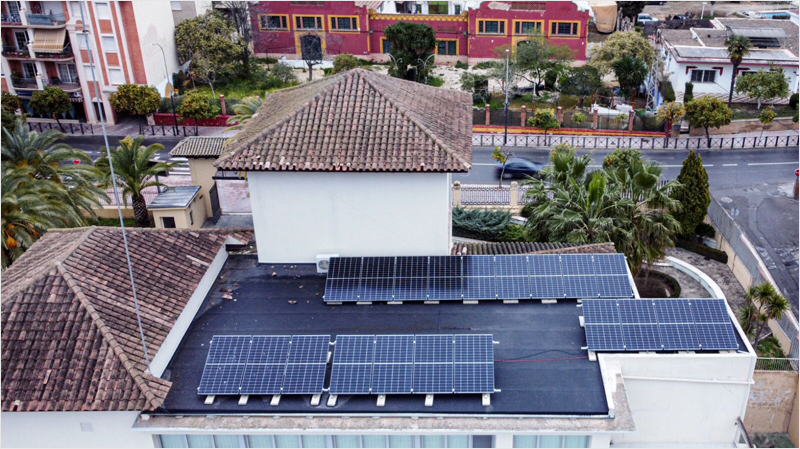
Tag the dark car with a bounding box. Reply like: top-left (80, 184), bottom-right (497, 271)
top-left (496, 157), bottom-right (546, 179)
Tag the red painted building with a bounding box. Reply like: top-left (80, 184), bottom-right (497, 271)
top-left (250, 1), bottom-right (589, 64)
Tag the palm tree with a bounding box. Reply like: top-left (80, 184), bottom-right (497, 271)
top-left (741, 282), bottom-right (790, 349)
top-left (2, 121), bottom-right (106, 218)
top-left (95, 136), bottom-right (174, 227)
top-left (1, 165), bottom-right (82, 268)
top-left (725, 35), bottom-right (752, 105)
top-left (224, 92), bottom-right (266, 131)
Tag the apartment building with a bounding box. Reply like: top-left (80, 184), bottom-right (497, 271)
top-left (251, 1), bottom-right (590, 64)
top-left (1, 1), bottom-right (179, 124)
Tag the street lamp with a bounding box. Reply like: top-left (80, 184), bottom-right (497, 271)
top-left (504, 49), bottom-right (510, 145)
top-left (153, 43), bottom-right (179, 135)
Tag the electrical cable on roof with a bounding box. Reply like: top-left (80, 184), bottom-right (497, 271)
top-left (79, 3), bottom-right (151, 372)
top-left (494, 349), bottom-right (587, 362)
top-left (495, 355), bottom-right (589, 363)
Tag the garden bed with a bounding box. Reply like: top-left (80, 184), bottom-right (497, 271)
top-left (153, 113), bottom-right (235, 127)
top-left (634, 270), bottom-right (682, 298)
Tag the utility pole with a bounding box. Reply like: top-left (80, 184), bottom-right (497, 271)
top-left (153, 43), bottom-right (179, 135)
top-left (504, 48), bottom-right (510, 145)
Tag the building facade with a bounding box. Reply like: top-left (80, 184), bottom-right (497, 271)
top-left (250, 1), bottom-right (590, 64)
top-left (1, 0), bottom-right (180, 124)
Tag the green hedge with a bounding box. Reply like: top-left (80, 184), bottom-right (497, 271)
top-left (452, 208), bottom-right (511, 242)
top-left (676, 238), bottom-right (728, 264)
top-left (695, 222), bottom-right (715, 239)
top-left (646, 270), bottom-right (682, 298)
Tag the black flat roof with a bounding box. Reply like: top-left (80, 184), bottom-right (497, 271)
top-left (159, 256), bottom-right (609, 416)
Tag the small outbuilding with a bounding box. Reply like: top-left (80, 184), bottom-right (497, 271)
top-left (150, 186), bottom-right (206, 229)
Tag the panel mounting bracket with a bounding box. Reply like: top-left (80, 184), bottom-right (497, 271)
top-left (424, 300), bottom-right (440, 304)
top-left (204, 395), bottom-right (215, 405)
top-left (387, 301), bottom-right (403, 305)
top-left (463, 300), bottom-right (479, 305)
top-left (356, 301), bottom-right (373, 305)
top-left (310, 394), bottom-right (322, 406)
top-left (482, 393), bottom-right (491, 406)
top-left (502, 299), bottom-right (519, 304)
top-left (327, 302), bottom-right (343, 305)
top-left (238, 395), bottom-right (249, 406)
top-left (579, 316), bottom-right (585, 327)
top-left (425, 394), bottom-right (434, 407)
top-left (327, 394), bottom-right (338, 406)
top-left (377, 394), bottom-right (386, 407)
top-left (588, 351), bottom-right (597, 362)
top-left (270, 395), bottom-right (281, 406)
top-left (542, 299), bottom-right (557, 304)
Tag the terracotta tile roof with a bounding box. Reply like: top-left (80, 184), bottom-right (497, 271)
top-left (0, 227), bottom-right (251, 412)
top-left (169, 137), bottom-right (227, 158)
top-left (451, 241), bottom-right (617, 255)
top-left (215, 68), bottom-right (473, 173)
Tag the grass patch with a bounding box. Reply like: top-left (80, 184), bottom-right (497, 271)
top-left (455, 61), bottom-right (469, 70)
top-left (473, 61), bottom-right (497, 70)
top-left (731, 104), bottom-right (795, 120)
top-left (427, 76), bottom-right (445, 87)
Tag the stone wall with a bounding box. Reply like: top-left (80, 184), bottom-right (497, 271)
top-left (744, 370), bottom-right (799, 436)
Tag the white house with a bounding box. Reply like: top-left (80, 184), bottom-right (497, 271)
top-left (660, 18), bottom-right (799, 102)
top-left (214, 68), bottom-right (474, 263)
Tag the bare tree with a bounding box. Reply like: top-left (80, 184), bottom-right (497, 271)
top-left (300, 34), bottom-right (323, 81)
top-left (326, 34), bottom-right (345, 56)
top-left (221, 1), bottom-right (252, 73)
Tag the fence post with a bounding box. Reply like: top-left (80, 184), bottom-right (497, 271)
top-left (484, 104), bottom-right (490, 126)
top-left (520, 105), bottom-right (527, 127)
top-left (627, 110), bottom-right (634, 132)
top-left (510, 181), bottom-right (519, 208)
top-left (592, 106), bottom-right (599, 129)
top-left (220, 94), bottom-right (227, 116)
top-left (556, 106), bottom-right (563, 127)
top-left (453, 181), bottom-right (461, 207)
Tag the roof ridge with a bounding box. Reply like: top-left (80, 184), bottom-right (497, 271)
top-left (219, 74), bottom-right (348, 166)
top-left (55, 262), bottom-right (165, 411)
top-left (357, 69), bottom-right (472, 170)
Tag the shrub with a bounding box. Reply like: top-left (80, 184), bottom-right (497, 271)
top-left (172, 72), bottom-right (186, 95)
top-left (455, 61), bottom-right (469, 70)
top-left (109, 84), bottom-right (161, 117)
top-left (427, 76), bottom-right (444, 87)
top-left (695, 222), bottom-right (715, 238)
top-left (270, 63), bottom-right (297, 85)
top-left (603, 148), bottom-right (642, 169)
top-left (501, 224), bottom-right (527, 242)
top-left (30, 86), bottom-right (71, 124)
top-left (572, 112), bottom-right (587, 124)
top-left (473, 61), bottom-right (496, 70)
top-left (178, 91), bottom-right (217, 125)
top-left (452, 208), bottom-right (511, 241)
top-left (558, 95), bottom-right (579, 109)
top-left (790, 93), bottom-right (799, 110)
top-left (332, 53), bottom-right (359, 74)
top-left (676, 237), bottom-right (728, 263)
top-left (684, 82), bottom-right (694, 103)
top-left (662, 81), bottom-right (676, 103)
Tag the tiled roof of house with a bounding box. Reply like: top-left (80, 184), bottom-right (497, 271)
top-left (0, 227), bottom-right (252, 412)
top-left (215, 68), bottom-right (473, 173)
top-left (169, 137), bottom-right (227, 158)
top-left (451, 241), bottom-right (617, 255)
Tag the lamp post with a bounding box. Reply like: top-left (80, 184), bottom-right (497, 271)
top-left (153, 43), bottom-right (179, 135)
top-left (504, 49), bottom-right (510, 145)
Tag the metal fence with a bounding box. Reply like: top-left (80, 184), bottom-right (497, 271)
top-left (472, 133), bottom-right (800, 149)
top-left (138, 124), bottom-right (199, 137)
top-left (754, 358), bottom-right (799, 371)
top-left (27, 121), bottom-right (93, 135)
top-left (708, 198), bottom-right (799, 360)
top-left (459, 184), bottom-right (511, 206)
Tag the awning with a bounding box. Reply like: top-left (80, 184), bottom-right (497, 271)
top-left (31, 28), bottom-right (66, 53)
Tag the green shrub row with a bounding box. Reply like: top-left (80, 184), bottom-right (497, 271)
top-left (676, 237), bottom-right (728, 264)
top-left (645, 270), bottom-right (682, 298)
top-left (452, 208), bottom-right (512, 242)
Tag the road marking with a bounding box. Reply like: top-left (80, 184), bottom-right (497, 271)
top-left (747, 162), bottom-right (798, 166)
top-left (703, 164), bottom-right (713, 167)
top-left (473, 163), bottom-right (496, 166)
top-left (722, 163), bottom-right (738, 167)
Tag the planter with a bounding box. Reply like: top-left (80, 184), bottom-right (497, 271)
top-left (152, 112), bottom-right (236, 127)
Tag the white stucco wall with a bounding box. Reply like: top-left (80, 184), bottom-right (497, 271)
top-left (601, 351), bottom-right (755, 447)
top-left (1, 411), bottom-right (155, 448)
top-left (130, 1), bottom-right (180, 89)
top-left (247, 171), bottom-right (452, 263)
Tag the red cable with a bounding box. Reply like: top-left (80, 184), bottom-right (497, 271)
top-left (494, 356), bottom-right (589, 363)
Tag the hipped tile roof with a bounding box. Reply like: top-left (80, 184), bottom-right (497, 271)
top-left (1, 227), bottom-right (252, 412)
top-left (451, 241), bottom-right (617, 255)
top-left (169, 137), bottom-right (227, 158)
top-left (215, 68), bottom-right (473, 172)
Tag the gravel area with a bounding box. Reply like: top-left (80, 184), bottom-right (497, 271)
top-left (650, 264), bottom-right (712, 299)
top-left (665, 247), bottom-right (747, 313)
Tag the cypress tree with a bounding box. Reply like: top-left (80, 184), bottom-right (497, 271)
top-left (672, 150), bottom-right (710, 238)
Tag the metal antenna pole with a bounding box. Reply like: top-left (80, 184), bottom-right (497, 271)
top-left (153, 43), bottom-right (179, 135)
top-left (504, 49), bottom-right (510, 145)
top-left (79, 3), bottom-right (151, 372)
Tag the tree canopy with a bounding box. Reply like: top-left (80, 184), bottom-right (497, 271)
top-left (618, 1), bottom-right (645, 20)
top-left (109, 84), bottom-right (161, 118)
top-left (332, 53), bottom-right (360, 74)
top-left (725, 35), bottom-right (752, 105)
top-left (30, 86), bottom-right (71, 130)
top-left (671, 150), bottom-right (709, 238)
top-left (734, 66), bottom-right (790, 109)
top-left (562, 65), bottom-right (604, 108)
top-left (383, 22), bottom-right (436, 82)
top-left (685, 96), bottom-right (732, 147)
top-left (588, 31), bottom-right (654, 76)
top-left (513, 37), bottom-right (573, 95)
top-left (612, 55), bottom-right (647, 101)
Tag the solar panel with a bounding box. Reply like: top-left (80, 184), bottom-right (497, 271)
top-left (240, 336), bottom-right (290, 395)
top-left (393, 277), bottom-right (427, 300)
top-left (529, 255), bottom-right (562, 276)
top-left (597, 275), bottom-right (634, 298)
top-left (696, 323), bottom-right (739, 350)
top-left (659, 323), bottom-right (700, 350)
top-left (561, 255), bottom-right (595, 275)
top-left (495, 255), bottom-right (528, 276)
top-left (563, 275), bottom-right (597, 298)
top-left (462, 256), bottom-right (495, 277)
top-left (287, 335), bottom-right (330, 364)
top-left (454, 335), bottom-right (494, 363)
top-left (359, 277), bottom-right (394, 301)
top-left (415, 335), bottom-right (454, 363)
top-left (372, 335), bottom-right (414, 394)
top-left (496, 275), bottom-right (530, 300)
top-left (429, 256), bottom-right (461, 277)
top-left (282, 335), bottom-right (330, 394)
top-left (197, 336), bottom-right (251, 395)
top-left (428, 277), bottom-right (461, 301)
top-left (618, 300), bottom-right (657, 324)
top-left (530, 275), bottom-right (564, 299)
top-left (654, 299), bottom-right (693, 324)
top-left (593, 254), bottom-right (628, 275)
top-left (462, 276), bottom-right (496, 299)
top-left (622, 324), bottom-right (662, 350)
top-left (327, 257), bottom-right (362, 279)
top-left (329, 335), bottom-right (374, 395)
top-left (582, 299), bottom-right (620, 324)
top-left (413, 363), bottom-right (454, 394)
top-left (584, 324), bottom-right (625, 351)
top-left (324, 278), bottom-right (360, 302)
top-left (362, 257), bottom-right (395, 278)
top-left (205, 335), bottom-right (251, 364)
top-left (691, 299), bottom-right (730, 323)
top-left (454, 364), bottom-right (494, 393)
top-left (395, 256), bottom-right (428, 278)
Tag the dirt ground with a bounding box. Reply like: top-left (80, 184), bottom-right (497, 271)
top-left (665, 247), bottom-right (747, 313)
top-left (643, 1), bottom-right (794, 20)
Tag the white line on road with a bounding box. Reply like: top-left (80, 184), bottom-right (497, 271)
top-left (473, 163), bottom-right (496, 166)
top-left (746, 162), bottom-right (798, 166)
top-left (722, 164), bottom-right (738, 167)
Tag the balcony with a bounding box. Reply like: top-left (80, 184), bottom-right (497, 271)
top-left (25, 12), bottom-right (66, 27)
top-left (1, 12), bottom-right (22, 24)
top-left (11, 77), bottom-right (38, 90)
top-left (42, 77), bottom-right (80, 92)
top-left (2, 45), bottom-right (30, 59)
top-left (34, 46), bottom-right (73, 61)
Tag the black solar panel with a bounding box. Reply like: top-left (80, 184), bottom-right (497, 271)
top-left (530, 275), bottom-right (564, 299)
top-left (362, 257), bottom-right (395, 278)
top-left (462, 256), bottom-right (495, 277)
top-left (395, 256), bottom-right (428, 278)
top-left (563, 275), bottom-right (597, 298)
top-left (329, 335), bottom-right (375, 395)
top-left (413, 364), bottom-right (454, 394)
top-left (597, 275), bottom-right (633, 298)
top-left (415, 335), bottom-right (454, 363)
top-left (496, 275), bottom-right (530, 300)
top-left (240, 336), bottom-right (290, 395)
top-left (282, 335), bottom-right (330, 394)
top-left (495, 255), bottom-right (528, 276)
top-left (428, 277), bottom-right (461, 301)
top-left (371, 335), bottom-right (414, 394)
top-left (529, 255), bottom-right (562, 276)
top-left (429, 256), bottom-right (461, 277)
top-left (197, 335), bottom-right (251, 395)
top-left (393, 277), bottom-right (427, 300)
top-left (359, 277), bottom-right (394, 301)
top-left (583, 299), bottom-right (739, 352)
top-left (593, 254), bottom-right (628, 275)
top-left (462, 276), bottom-right (496, 300)
top-left (324, 278), bottom-right (360, 302)
top-left (327, 257), bottom-right (362, 279)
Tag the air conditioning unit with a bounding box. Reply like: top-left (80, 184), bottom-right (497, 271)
top-left (316, 254), bottom-right (339, 274)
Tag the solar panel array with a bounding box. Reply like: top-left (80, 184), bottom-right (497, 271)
top-left (198, 335), bottom-right (330, 396)
top-left (329, 334), bottom-right (495, 395)
top-left (324, 254), bottom-right (633, 302)
top-left (582, 299), bottom-right (740, 352)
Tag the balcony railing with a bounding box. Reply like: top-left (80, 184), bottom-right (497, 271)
top-left (2, 45), bottom-right (29, 58)
top-left (1, 12), bottom-right (22, 23)
top-left (11, 77), bottom-right (38, 89)
top-left (34, 46), bottom-right (73, 60)
top-left (42, 77), bottom-right (80, 91)
top-left (25, 12), bottom-right (66, 26)
top-left (754, 357), bottom-right (798, 371)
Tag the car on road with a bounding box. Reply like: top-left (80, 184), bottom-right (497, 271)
top-left (496, 157), bottom-right (546, 179)
top-left (637, 13), bottom-right (659, 24)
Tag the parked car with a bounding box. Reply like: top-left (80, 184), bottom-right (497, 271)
top-left (673, 14), bottom-right (689, 21)
top-left (496, 157), bottom-right (546, 179)
top-left (637, 14), bottom-right (659, 24)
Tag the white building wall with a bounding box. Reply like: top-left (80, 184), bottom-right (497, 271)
top-left (1, 411), bottom-right (155, 448)
top-left (130, 1), bottom-right (179, 89)
top-left (247, 172), bottom-right (452, 263)
top-left (600, 352), bottom-right (755, 447)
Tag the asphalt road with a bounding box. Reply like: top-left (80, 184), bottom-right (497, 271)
top-left (64, 135), bottom-right (180, 161)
